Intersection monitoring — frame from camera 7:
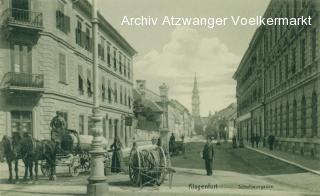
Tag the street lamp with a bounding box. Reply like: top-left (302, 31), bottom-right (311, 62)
top-left (87, 0), bottom-right (108, 195)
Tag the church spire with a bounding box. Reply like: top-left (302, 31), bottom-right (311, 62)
top-left (192, 73), bottom-right (200, 118)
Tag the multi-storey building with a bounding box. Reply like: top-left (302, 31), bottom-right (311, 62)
top-left (0, 0), bottom-right (137, 146)
top-left (234, 0), bottom-right (319, 158)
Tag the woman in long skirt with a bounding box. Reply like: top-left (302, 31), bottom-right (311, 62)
top-left (110, 136), bottom-right (123, 173)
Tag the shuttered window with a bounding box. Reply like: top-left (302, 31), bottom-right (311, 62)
top-left (59, 53), bottom-right (67, 83)
top-left (87, 69), bottom-right (92, 97)
top-left (78, 65), bottom-right (84, 95)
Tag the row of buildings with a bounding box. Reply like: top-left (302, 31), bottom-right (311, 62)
top-left (0, 0), bottom-right (194, 147)
top-left (233, 0), bottom-right (319, 158)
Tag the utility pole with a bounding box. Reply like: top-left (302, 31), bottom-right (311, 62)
top-left (87, 0), bottom-right (108, 195)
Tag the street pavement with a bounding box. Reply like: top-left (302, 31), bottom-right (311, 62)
top-left (0, 142), bottom-right (320, 196)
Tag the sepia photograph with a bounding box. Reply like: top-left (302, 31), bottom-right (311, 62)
top-left (0, 0), bottom-right (319, 195)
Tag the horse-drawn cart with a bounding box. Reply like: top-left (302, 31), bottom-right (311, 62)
top-left (41, 129), bottom-right (103, 177)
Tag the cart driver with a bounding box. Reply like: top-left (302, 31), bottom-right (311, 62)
top-left (50, 111), bottom-right (66, 146)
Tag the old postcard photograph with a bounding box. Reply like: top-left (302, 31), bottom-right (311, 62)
top-left (0, 0), bottom-right (319, 195)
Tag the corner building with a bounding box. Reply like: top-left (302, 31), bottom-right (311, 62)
top-left (0, 0), bottom-right (137, 147)
top-left (234, 0), bottom-right (320, 158)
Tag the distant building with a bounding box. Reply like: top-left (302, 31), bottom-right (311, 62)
top-left (233, 0), bottom-right (319, 158)
top-left (133, 80), bottom-right (193, 142)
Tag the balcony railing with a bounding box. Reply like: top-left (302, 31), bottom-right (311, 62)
top-left (3, 8), bottom-right (43, 29)
top-left (1, 72), bottom-right (44, 89)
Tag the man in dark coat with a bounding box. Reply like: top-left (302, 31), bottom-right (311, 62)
top-left (255, 134), bottom-right (260, 148)
top-left (50, 111), bottom-right (66, 147)
top-left (267, 133), bottom-right (275, 151)
top-left (202, 137), bottom-right (214, 176)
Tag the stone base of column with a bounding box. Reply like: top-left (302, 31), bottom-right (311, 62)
top-left (87, 182), bottom-right (109, 196)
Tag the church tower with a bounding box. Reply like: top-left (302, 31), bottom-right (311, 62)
top-left (192, 73), bottom-right (200, 118)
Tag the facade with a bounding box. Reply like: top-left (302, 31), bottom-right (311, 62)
top-left (0, 0), bottom-right (137, 147)
top-left (234, 0), bottom-right (320, 158)
top-left (133, 80), bottom-right (193, 140)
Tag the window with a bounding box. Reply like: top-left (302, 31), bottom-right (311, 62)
top-left (76, 20), bottom-right (82, 46)
top-left (293, 99), bottom-right (297, 136)
top-left (280, 104), bottom-right (283, 136)
top-left (275, 106), bottom-right (278, 136)
top-left (11, 111), bottom-right (32, 136)
top-left (120, 85), bottom-right (123, 104)
top-left (78, 65), bottom-right (84, 95)
top-left (98, 36), bottom-right (105, 61)
top-left (107, 45), bottom-right (111, 66)
top-left (56, 2), bottom-right (70, 34)
top-left (312, 92), bottom-right (318, 137)
top-left (103, 118), bottom-right (107, 138)
top-left (286, 102), bottom-right (289, 137)
top-left (11, 44), bottom-right (32, 73)
top-left (301, 96), bottom-right (307, 136)
top-left (124, 57), bottom-right (127, 76)
top-left (79, 115), bottom-right (84, 135)
top-left (59, 53), bottom-right (67, 83)
top-left (128, 90), bottom-right (131, 109)
top-left (119, 53), bottom-right (122, 74)
top-left (109, 119), bottom-right (113, 139)
top-left (85, 27), bottom-right (91, 51)
top-left (273, 66), bottom-right (277, 87)
top-left (124, 88), bottom-right (127, 106)
top-left (311, 29), bottom-right (317, 61)
top-left (127, 60), bottom-right (131, 79)
top-left (108, 79), bottom-right (112, 103)
top-left (87, 69), bottom-right (92, 97)
top-left (113, 49), bottom-right (117, 70)
top-left (301, 39), bottom-right (305, 68)
top-left (101, 76), bottom-right (106, 101)
top-left (291, 48), bottom-right (296, 74)
top-left (114, 82), bottom-right (118, 103)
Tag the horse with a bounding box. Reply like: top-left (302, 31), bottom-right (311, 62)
top-left (19, 135), bottom-right (57, 181)
top-left (0, 134), bottom-right (22, 183)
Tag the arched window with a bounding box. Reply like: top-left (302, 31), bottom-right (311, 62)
top-left (293, 99), bottom-right (297, 136)
top-left (301, 95), bottom-right (306, 136)
top-left (286, 102), bottom-right (289, 137)
top-left (280, 104), bottom-right (283, 137)
top-left (312, 92), bottom-right (318, 137)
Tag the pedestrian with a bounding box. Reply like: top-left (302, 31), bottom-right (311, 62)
top-left (250, 135), bottom-right (255, 148)
top-left (263, 136), bottom-right (266, 147)
top-left (169, 133), bottom-right (175, 155)
top-left (267, 133), bottom-right (275, 151)
top-left (232, 136), bottom-right (237, 148)
top-left (110, 136), bottom-right (124, 173)
top-left (255, 134), bottom-right (260, 148)
top-left (202, 136), bottom-right (214, 176)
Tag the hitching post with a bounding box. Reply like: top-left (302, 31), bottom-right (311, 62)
top-left (87, 0), bottom-right (108, 195)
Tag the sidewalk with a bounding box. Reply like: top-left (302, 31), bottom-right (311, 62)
top-left (246, 146), bottom-right (320, 175)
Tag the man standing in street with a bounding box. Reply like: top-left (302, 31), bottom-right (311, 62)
top-left (202, 136), bottom-right (214, 176)
top-left (255, 134), bottom-right (260, 148)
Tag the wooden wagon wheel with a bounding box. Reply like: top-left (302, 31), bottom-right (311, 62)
top-left (128, 148), bottom-right (141, 186)
top-left (157, 146), bottom-right (167, 184)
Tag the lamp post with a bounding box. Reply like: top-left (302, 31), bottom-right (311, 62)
top-left (87, 0), bottom-right (108, 195)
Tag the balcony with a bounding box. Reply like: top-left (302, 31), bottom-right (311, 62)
top-left (0, 72), bottom-right (44, 93)
top-left (2, 8), bottom-right (43, 36)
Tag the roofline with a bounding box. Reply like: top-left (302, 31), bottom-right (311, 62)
top-left (73, 0), bottom-right (137, 56)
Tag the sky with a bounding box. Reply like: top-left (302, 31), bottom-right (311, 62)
top-left (97, 0), bottom-right (270, 116)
